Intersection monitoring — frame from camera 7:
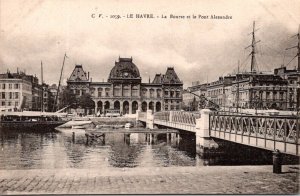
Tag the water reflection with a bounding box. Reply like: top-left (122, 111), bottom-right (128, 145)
top-left (0, 128), bottom-right (197, 169)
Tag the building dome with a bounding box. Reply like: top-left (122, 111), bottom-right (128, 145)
top-left (108, 57), bottom-right (141, 81)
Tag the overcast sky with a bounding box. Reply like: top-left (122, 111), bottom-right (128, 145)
top-left (0, 0), bottom-right (299, 88)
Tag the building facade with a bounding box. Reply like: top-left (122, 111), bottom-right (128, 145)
top-left (0, 71), bottom-right (51, 111)
top-left (0, 73), bottom-right (32, 111)
top-left (274, 67), bottom-right (300, 110)
top-left (184, 66), bottom-right (299, 111)
top-left (230, 73), bottom-right (288, 110)
top-left (67, 57), bottom-right (183, 115)
top-left (182, 83), bottom-right (208, 111)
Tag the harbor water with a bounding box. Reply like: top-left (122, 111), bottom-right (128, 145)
top-left (0, 127), bottom-right (293, 170)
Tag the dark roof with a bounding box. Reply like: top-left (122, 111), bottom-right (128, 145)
top-left (68, 64), bottom-right (88, 81)
top-left (108, 57), bottom-right (141, 81)
top-left (162, 67), bottom-right (182, 84)
top-left (152, 74), bottom-right (164, 84)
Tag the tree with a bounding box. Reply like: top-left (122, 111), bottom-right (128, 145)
top-left (190, 96), bottom-right (199, 111)
top-left (197, 95), bottom-right (205, 110)
top-left (60, 88), bottom-right (77, 109)
top-left (78, 93), bottom-right (95, 115)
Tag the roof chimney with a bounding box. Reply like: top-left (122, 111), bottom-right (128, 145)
top-left (88, 72), bottom-right (90, 80)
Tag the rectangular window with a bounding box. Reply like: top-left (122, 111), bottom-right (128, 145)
top-left (14, 84), bottom-right (19, 89)
top-left (15, 102), bottom-right (18, 106)
top-left (280, 92), bottom-right (284, 100)
top-left (150, 90), bottom-right (154, 98)
top-left (2, 84), bottom-right (5, 89)
top-left (266, 92), bottom-right (270, 100)
top-left (157, 90), bottom-right (161, 98)
top-left (9, 92), bottom-right (13, 99)
top-left (1, 101), bottom-right (5, 106)
top-left (1, 92), bottom-right (5, 99)
top-left (15, 92), bottom-right (19, 99)
top-left (8, 102), bottom-right (11, 106)
top-left (9, 84), bottom-right (12, 89)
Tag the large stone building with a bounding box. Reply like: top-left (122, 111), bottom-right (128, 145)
top-left (230, 72), bottom-right (288, 110)
top-left (67, 57), bottom-right (183, 115)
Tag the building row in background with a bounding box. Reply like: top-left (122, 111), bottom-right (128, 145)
top-left (0, 70), bottom-right (58, 112)
top-left (183, 66), bottom-right (300, 111)
top-left (0, 57), bottom-right (183, 115)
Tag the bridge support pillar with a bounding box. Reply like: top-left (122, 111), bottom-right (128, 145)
top-left (273, 150), bottom-right (282, 174)
top-left (146, 110), bottom-right (154, 129)
top-left (195, 109), bottom-right (219, 156)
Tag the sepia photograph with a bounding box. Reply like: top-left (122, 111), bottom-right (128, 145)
top-left (0, 0), bottom-right (299, 194)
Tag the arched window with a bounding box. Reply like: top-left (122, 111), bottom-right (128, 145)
top-left (170, 89), bottom-right (175, 98)
top-left (105, 88), bottom-right (110, 97)
top-left (176, 90), bottom-right (180, 98)
top-left (164, 90), bottom-right (169, 97)
top-left (98, 88), bottom-right (103, 97)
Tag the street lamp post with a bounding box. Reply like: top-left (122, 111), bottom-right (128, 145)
top-left (254, 94), bottom-right (260, 115)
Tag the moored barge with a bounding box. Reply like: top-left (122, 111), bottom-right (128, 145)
top-left (0, 111), bottom-right (67, 131)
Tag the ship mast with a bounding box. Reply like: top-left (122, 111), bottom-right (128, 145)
top-left (285, 25), bottom-right (300, 111)
top-left (41, 61), bottom-right (44, 112)
top-left (236, 60), bottom-right (240, 113)
top-left (53, 53), bottom-right (68, 112)
top-left (245, 21), bottom-right (261, 72)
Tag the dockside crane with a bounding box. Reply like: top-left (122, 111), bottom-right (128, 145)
top-left (52, 53), bottom-right (68, 112)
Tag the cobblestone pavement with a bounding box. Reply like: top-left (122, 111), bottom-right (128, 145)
top-left (0, 165), bottom-right (299, 194)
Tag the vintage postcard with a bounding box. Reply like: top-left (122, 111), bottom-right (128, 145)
top-left (0, 0), bottom-right (299, 194)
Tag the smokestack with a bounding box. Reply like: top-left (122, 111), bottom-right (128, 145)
top-left (90, 77), bottom-right (92, 82)
top-left (88, 72), bottom-right (90, 80)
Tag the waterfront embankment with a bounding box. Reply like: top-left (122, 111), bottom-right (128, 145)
top-left (0, 165), bottom-right (299, 194)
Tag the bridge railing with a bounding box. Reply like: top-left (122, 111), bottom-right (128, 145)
top-left (210, 113), bottom-right (300, 144)
top-left (153, 111), bottom-right (170, 121)
top-left (154, 111), bottom-right (200, 126)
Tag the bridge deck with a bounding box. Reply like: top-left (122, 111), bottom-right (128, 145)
top-left (138, 111), bottom-right (300, 156)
